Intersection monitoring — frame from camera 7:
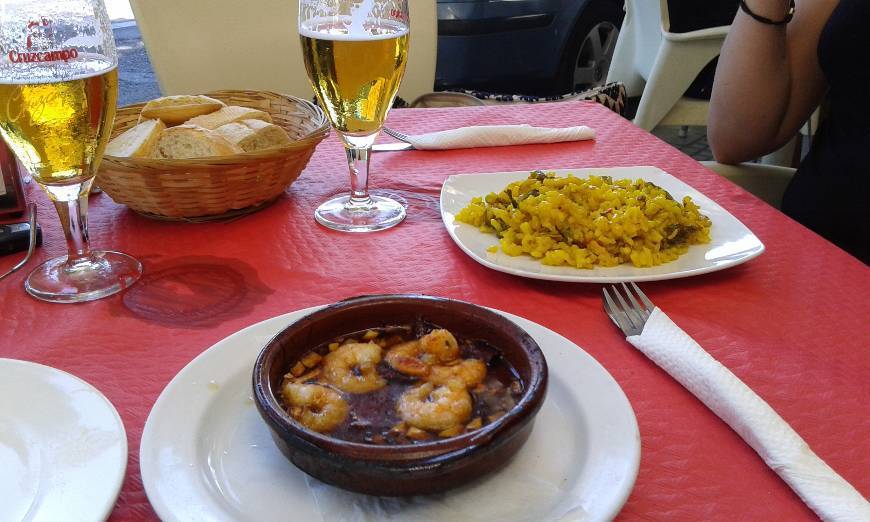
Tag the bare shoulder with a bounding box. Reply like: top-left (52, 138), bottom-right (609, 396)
top-left (788, 0), bottom-right (840, 71)
top-left (792, 0), bottom-right (840, 22)
top-left (779, 0), bottom-right (840, 130)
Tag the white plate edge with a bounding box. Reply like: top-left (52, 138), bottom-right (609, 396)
top-left (496, 309), bottom-right (641, 520)
top-left (0, 358), bottom-right (129, 522)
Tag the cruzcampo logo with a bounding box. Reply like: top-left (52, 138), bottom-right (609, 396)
top-left (7, 18), bottom-right (79, 63)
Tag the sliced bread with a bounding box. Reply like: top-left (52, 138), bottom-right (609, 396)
top-left (105, 118), bottom-right (166, 158)
top-left (184, 105), bottom-right (273, 130)
top-left (212, 122), bottom-right (255, 150)
top-left (140, 95), bottom-right (225, 125)
top-left (214, 119), bottom-right (292, 152)
top-left (152, 125), bottom-right (243, 159)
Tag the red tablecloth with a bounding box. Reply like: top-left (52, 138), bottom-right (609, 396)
top-left (1, 102), bottom-right (867, 521)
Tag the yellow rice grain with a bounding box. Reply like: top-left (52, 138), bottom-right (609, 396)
top-left (455, 171), bottom-right (712, 269)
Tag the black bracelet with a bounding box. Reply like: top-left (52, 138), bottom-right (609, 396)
top-left (739, 0), bottom-right (795, 25)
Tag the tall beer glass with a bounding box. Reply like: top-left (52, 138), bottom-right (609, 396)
top-left (299, 0), bottom-right (409, 232)
top-left (0, 0), bottom-right (141, 302)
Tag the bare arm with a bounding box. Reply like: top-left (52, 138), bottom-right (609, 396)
top-left (707, 0), bottom-right (836, 164)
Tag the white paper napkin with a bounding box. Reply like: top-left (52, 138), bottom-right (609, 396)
top-left (627, 308), bottom-right (870, 522)
top-left (401, 124), bottom-right (595, 150)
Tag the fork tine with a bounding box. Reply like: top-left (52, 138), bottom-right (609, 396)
top-left (383, 127), bottom-right (411, 142)
top-left (629, 281), bottom-right (656, 312)
top-left (602, 287), bottom-right (633, 334)
top-left (611, 284), bottom-right (645, 328)
top-left (620, 282), bottom-right (650, 320)
top-left (606, 285), bottom-right (642, 332)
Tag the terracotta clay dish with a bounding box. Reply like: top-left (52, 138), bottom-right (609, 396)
top-left (252, 294), bottom-right (549, 496)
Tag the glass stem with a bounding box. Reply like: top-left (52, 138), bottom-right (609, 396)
top-left (340, 132), bottom-right (378, 209)
top-left (46, 180), bottom-right (93, 266)
top-left (345, 145), bottom-right (373, 204)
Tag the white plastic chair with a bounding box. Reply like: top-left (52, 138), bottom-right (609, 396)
top-left (128, 0), bottom-right (437, 104)
top-left (701, 161), bottom-right (796, 209)
top-left (606, 0), bottom-right (728, 130)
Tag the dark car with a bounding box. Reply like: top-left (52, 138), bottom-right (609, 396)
top-left (435, 0), bottom-right (624, 96)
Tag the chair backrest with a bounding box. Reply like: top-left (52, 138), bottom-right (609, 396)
top-left (129, 0), bottom-right (436, 103)
top-left (605, 0), bottom-right (663, 94)
top-left (701, 161), bottom-right (796, 208)
top-left (659, 0), bottom-right (672, 32)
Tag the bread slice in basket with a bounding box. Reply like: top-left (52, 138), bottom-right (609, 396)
top-left (139, 95), bottom-right (225, 125)
top-left (106, 93), bottom-right (290, 159)
top-left (214, 119), bottom-right (292, 152)
top-left (105, 118), bottom-right (165, 158)
top-left (153, 125), bottom-right (243, 159)
top-left (185, 105), bottom-right (272, 130)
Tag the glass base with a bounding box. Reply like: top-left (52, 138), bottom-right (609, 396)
top-left (25, 251), bottom-right (142, 303)
top-left (315, 194), bottom-right (406, 233)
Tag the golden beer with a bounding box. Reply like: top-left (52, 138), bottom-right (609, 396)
top-left (300, 20), bottom-right (408, 135)
top-left (0, 65), bottom-right (118, 186)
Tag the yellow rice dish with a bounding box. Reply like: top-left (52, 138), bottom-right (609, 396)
top-left (455, 171), bottom-right (712, 268)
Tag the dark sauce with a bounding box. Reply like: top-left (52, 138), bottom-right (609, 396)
top-left (280, 323), bottom-right (524, 445)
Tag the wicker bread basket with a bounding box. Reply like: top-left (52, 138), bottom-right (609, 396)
top-left (97, 90), bottom-right (329, 220)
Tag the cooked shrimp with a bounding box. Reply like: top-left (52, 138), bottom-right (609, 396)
top-left (384, 341), bottom-right (429, 376)
top-left (322, 342), bottom-right (387, 393)
top-left (385, 329), bottom-right (461, 376)
top-left (282, 383), bottom-right (348, 433)
top-left (428, 359), bottom-right (487, 387)
top-left (419, 329), bottom-right (460, 363)
top-left (397, 379), bottom-right (473, 432)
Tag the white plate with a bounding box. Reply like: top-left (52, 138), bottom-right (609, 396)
top-left (0, 359), bottom-right (127, 522)
top-left (440, 166), bottom-right (765, 283)
top-left (141, 306), bottom-right (640, 522)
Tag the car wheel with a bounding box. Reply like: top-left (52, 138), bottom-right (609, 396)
top-left (557, 0), bottom-right (622, 94)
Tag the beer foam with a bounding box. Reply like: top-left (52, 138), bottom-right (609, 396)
top-left (299, 16), bottom-right (408, 41)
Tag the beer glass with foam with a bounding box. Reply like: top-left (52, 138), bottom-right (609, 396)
top-left (0, 0), bottom-right (141, 302)
top-left (299, 0), bottom-right (409, 232)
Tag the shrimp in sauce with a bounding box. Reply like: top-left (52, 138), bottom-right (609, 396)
top-left (282, 383), bottom-right (349, 433)
top-left (279, 324), bottom-right (522, 444)
top-left (322, 342), bottom-right (386, 394)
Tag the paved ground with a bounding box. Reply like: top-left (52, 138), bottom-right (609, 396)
top-left (114, 21), bottom-right (161, 107)
top-left (112, 22), bottom-right (714, 160)
top-left (650, 125), bottom-right (713, 161)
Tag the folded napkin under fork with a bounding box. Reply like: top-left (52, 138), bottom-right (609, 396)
top-left (388, 124), bottom-right (595, 150)
top-left (604, 283), bottom-right (870, 522)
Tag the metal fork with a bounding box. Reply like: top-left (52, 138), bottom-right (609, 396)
top-left (602, 282), bottom-right (656, 336)
top-left (382, 127), bottom-right (413, 143)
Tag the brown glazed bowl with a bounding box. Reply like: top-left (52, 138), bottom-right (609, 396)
top-left (252, 294), bottom-right (548, 496)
